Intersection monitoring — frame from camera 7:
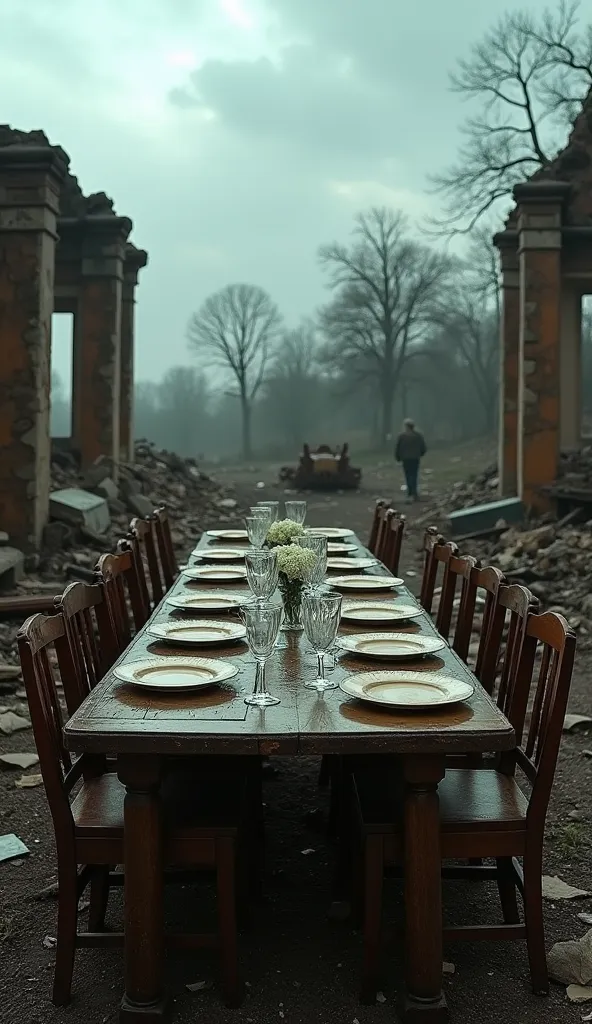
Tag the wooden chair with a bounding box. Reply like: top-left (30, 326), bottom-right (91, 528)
top-left (423, 540), bottom-right (459, 621)
top-left (95, 550), bottom-right (146, 650)
top-left (452, 565), bottom-right (506, 683)
top-left (17, 612), bottom-right (246, 1009)
top-left (368, 500), bottom-right (387, 555)
top-left (419, 527), bottom-right (445, 614)
top-left (435, 553), bottom-right (478, 644)
top-left (127, 516), bottom-right (164, 607)
top-left (352, 610), bottom-right (577, 1001)
top-left (152, 505), bottom-right (178, 591)
top-left (55, 582), bottom-right (120, 717)
top-left (378, 510), bottom-right (406, 576)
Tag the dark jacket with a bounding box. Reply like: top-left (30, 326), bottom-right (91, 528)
top-left (395, 430), bottom-right (427, 462)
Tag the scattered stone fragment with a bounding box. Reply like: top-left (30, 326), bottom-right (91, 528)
top-left (376, 991), bottom-right (387, 1003)
top-left (567, 985), bottom-right (592, 1004)
top-left (42, 935), bottom-right (57, 949)
top-left (443, 962), bottom-right (456, 975)
top-left (549, 928), bottom-right (592, 986)
top-left (579, 914), bottom-right (592, 926)
top-left (186, 980), bottom-right (212, 992)
top-left (543, 876), bottom-right (591, 900)
top-left (564, 716), bottom-right (592, 733)
top-left (0, 754), bottom-right (39, 770)
top-left (15, 774), bottom-right (43, 789)
top-left (0, 711), bottom-right (31, 735)
top-left (0, 834), bottom-right (30, 863)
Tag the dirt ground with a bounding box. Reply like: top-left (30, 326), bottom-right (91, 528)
top-left (1, 446), bottom-right (591, 1024)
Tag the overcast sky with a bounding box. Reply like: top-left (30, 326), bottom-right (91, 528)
top-left (2, 0), bottom-right (545, 387)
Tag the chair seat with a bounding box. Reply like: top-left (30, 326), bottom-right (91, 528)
top-left (439, 769), bottom-right (528, 832)
top-left (73, 771), bottom-right (245, 838)
top-left (354, 767), bottom-right (528, 834)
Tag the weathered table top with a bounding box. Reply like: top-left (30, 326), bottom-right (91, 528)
top-left (64, 532), bottom-right (515, 757)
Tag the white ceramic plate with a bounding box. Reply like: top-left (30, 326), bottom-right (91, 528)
top-left (339, 670), bottom-right (474, 709)
top-left (327, 557), bottom-right (378, 572)
top-left (341, 601), bottom-right (424, 625)
top-left (192, 547), bottom-right (246, 562)
top-left (183, 565), bottom-right (248, 583)
top-left (329, 575), bottom-right (402, 592)
top-left (306, 527), bottom-right (355, 540)
top-left (328, 542), bottom-right (359, 555)
top-left (336, 632), bottom-right (445, 661)
top-left (147, 619), bottom-right (246, 647)
top-left (206, 529), bottom-right (249, 542)
top-left (114, 657), bottom-right (239, 692)
top-left (166, 592), bottom-right (245, 613)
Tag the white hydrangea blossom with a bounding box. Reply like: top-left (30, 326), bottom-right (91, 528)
top-left (276, 543), bottom-right (317, 581)
top-left (267, 518), bottom-right (306, 547)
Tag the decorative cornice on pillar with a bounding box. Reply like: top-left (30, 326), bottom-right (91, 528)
top-left (513, 180), bottom-right (572, 204)
top-left (0, 144), bottom-right (70, 235)
top-left (123, 244), bottom-right (148, 292)
top-left (77, 216), bottom-right (132, 279)
top-left (513, 181), bottom-right (571, 253)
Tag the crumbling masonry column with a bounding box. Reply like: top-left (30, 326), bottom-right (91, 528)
top-left (0, 145), bottom-right (69, 549)
top-left (496, 235), bottom-right (520, 496)
top-left (72, 216), bottom-right (131, 471)
top-left (515, 181), bottom-right (569, 511)
top-left (120, 246), bottom-right (148, 462)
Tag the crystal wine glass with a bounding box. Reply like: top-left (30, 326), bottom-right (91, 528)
top-left (301, 591), bottom-right (342, 692)
top-left (245, 515), bottom-right (269, 549)
top-left (296, 532), bottom-right (328, 591)
top-left (255, 500), bottom-right (279, 524)
top-left (242, 601), bottom-right (283, 707)
top-left (285, 500), bottom-right (307, 526)
top-left (245, 548), bottom-right (279, 601)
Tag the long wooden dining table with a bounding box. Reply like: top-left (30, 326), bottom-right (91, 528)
top-left (64, 529), bottom-right (515, 1023)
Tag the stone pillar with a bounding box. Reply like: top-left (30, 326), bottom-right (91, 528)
top-left (495, 234), bottom-right (520, 496)
top-left (560, 284), bottom-right (582, 451)
top-left (514, 181), bottom-right (570, 511)
top-left (120, 246), bottom-right (148, 462)
top-left (72, 216), bottom-right (132, 472)
top-left (0, 144), bottom-right (69, 549)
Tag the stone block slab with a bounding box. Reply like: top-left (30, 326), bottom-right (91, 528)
top-left (0, 547), bottom-right (25, 592)
top-left (126, 493), bottom-right (154, 518)
top-left (448, 497), bottom-right (524, 537)
top-left (50, 488), bottom-right (110, 535)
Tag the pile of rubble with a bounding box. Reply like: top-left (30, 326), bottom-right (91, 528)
top-left (471, 519), bottom-right (592, 638)
top-left (556, 446), bottom-right (592, 494)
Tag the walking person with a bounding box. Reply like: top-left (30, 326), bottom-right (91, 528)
top-left (395, 419), bottom-right (427, 502)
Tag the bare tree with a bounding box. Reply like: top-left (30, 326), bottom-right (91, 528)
top-left (187, 283), bottom-right (282, 459)
top-left (263, 321), bottom-right (324, 448)
top-left (318, 208), bottom-right (455, 449)
top-left (431, 0), bottom-right (592, 234)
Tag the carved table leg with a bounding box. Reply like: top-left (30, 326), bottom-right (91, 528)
top-left (117, 754), bottom-right (166, 1022)
top-left (402, 755), bottom-right (447, 1023)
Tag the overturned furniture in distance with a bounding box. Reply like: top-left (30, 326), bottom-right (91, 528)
top-left (280, 444), bottom-right (362, 491)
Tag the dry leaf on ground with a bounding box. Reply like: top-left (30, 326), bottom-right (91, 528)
top-left (543, 876), bottom-right (591, 900)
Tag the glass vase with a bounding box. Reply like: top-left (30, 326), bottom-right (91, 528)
top-left (278, 573), bottom-right (304, 632)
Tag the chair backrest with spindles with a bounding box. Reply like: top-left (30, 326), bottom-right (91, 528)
top-left (419, 527), bottom-right (445, 613)
top-left (381, 510), bottom-right (406, 576)
top-left (17, 613), bottom-right (84, 849)
top-left (95, 550), bottom-right (143, 651)
top-left (152, 505), bottom-right (178, 590)
top-left (508, 611), bottom-right (576, 835)
top-left (452, 565), bottom-right (506, 684)
top-left (55, 582), bottom-right (119, 716)
top-left (128, 516), bottom-right (163, 607)
top-left (436, 552), bottom-right (478, 643)
top-left (492, 583), bottom-right (539, 720)
top-left (368, 500), bottom-right (387, 555)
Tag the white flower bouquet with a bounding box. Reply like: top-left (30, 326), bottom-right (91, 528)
top-left (267, 518), bottom-right (306, 548)
top-left (275, 543), bottom-right (317, 629)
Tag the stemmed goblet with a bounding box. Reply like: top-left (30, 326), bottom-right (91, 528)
top-left (242, 601), bottom-right (283, 707)
top-left (254, 501), bottom-right (279, 524)
top-left (245, 548), bottom-right (279, 602)
top-left (301, 591), bottom-right (342, 692)
top-left (285, 500), bottom-right (307, 526)
top-left (296, 532), bottom-right (328, 592)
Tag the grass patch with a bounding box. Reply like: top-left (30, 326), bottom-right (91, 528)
top-left (550, 820), bottom-right (590, 858)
